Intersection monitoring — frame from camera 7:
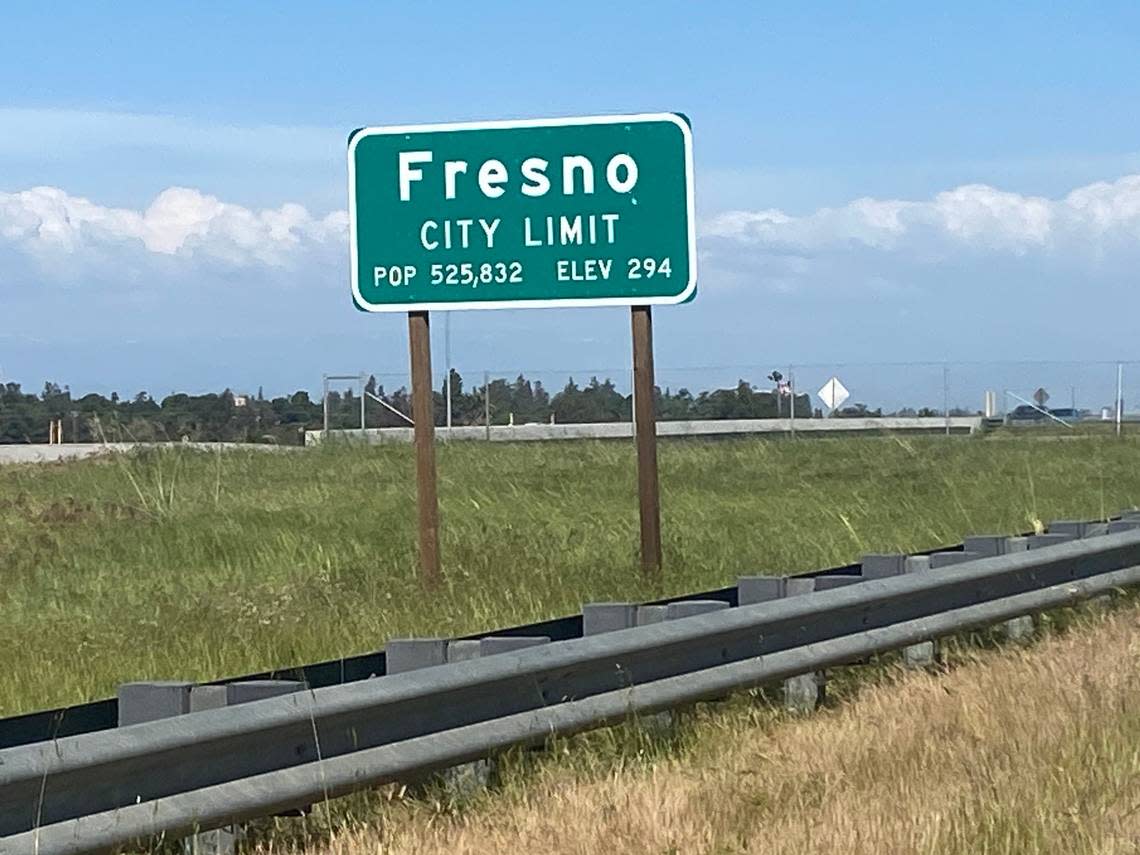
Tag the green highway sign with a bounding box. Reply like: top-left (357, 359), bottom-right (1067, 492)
top-left (348, 113), bottom-right (695, 312)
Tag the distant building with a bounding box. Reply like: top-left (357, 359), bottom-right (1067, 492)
top-left (233, 394), bottom-right (251, 408)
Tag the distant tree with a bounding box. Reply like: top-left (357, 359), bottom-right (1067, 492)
top-left (658, 387), bottom-right (694, 421)
top-left (835, 403), bottom-right (883, 418)
top-left (4, 367), bottom-right (1007, 447)
top-left (552, 377), bottom-right (626, 423)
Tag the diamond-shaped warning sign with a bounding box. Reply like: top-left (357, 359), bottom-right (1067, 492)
top-left (817, 377), bottom-right (850, 411)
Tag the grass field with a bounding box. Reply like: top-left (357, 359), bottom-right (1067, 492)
top-left (1, 433), bottom-right (1139, 717)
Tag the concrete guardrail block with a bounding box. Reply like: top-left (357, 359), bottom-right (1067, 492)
top-left (782, 578), bottom-right (824, 712)
top-left (385, 639), bottom-right (449, 673)
top-left (582, 603), bottom-right (638, 635)
top-left (480, 636), bottom-right (550, 656)
top-left (785, 577), bottom-right (816, 597)
top-left (737, 576), bottom-right (824, 711)
top-left (664, 600), bottom-right (729, 620)
top-left (666, 601), bottom-right (727, 718)
top-left (904, 555), bottom-right (931, 573)
top-left (902, 556), bottom-right (936, 668)
top-left (1004, 614), bottom-right (1035, 643)
top-left (388, 639), bottom-right (468, 794)
top-left (1005, 536), bottom-right (1030, 553)
top-left (1051, 519), bottom-right (1110, 538)
top-left (1107, 520), bottom-right (1140, 534)
top-left (929, 551), bottom-right (979, 570)
top-left (117, 681), bottom-right (193, 726)
top-left (997, 540), bottom-right (1037, 641)
top-left (1048, 520), bottom-right (1089, 538)
top-left (860, 553), bottom-right (907, 579)
top-left (189, 679), bottom-right (303, 713)
top-left (963, 535), bottom-right (1007, 557)
top-left (442, 636), bottom-right (550, 796)
top-left (119, 680), bottom-right (303, 854)
top-left (737, 575), bottom-right (786, 604)
top-left (445, 640), bottom-right (482, 663)
top-left (636, 604), bottom-right (669, 625)
top-left (189, 680), bottom-right (305, 851)
top-left (813, 575), bottom-right (862, 590)
top-left (188, 686), bottom-right (228, 713)
top-left (999, 538), bottom-right (1036, 639)
top-left (1028, 532), bottom-right (1076, 549)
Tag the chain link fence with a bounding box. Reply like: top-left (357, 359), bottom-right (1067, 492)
top-left (322, 360), bottom-right (1138, 433)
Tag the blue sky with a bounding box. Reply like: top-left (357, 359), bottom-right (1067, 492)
top-left (2, 2), bottom-right (1140, 408)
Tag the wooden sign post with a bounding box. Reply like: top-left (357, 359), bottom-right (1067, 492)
top-left (631, 305), bottom-right (662, 577)
top-left (407, 311), bottom-right (442, 587)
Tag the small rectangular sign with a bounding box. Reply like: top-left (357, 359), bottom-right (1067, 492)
top-left (348, 113), bottom-right (695, 312)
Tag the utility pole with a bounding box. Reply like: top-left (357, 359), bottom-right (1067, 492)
top-left (789, 366), bottom-right (796, 438)
top-left (322, 375), bottom-right (330, 436)
top-left (1117, 363), bottom-right (1124, 438)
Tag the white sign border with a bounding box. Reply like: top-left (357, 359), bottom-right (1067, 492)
top-left (348, 112), bottom-right (697, 313)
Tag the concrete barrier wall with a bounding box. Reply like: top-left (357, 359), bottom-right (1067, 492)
top-left (0, 442), bottom-right (292, 465)
top-left (306, 416), bottom-right (983, 446)
top-left (0, 416), bottom-right (983, 463)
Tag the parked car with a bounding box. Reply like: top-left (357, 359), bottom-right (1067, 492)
top-left (1007, 404), bottom-right (1048, 422)
top-left (1047, 407), bottom-right (1086, 422)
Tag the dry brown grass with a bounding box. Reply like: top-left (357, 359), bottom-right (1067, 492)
top-left (266, 606), bottom-right (1140, 855)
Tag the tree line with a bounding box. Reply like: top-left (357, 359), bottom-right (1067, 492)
top-left (1, 372), bottom-right (955, 445)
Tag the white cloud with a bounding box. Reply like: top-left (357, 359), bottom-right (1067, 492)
top-left (0, 185), bottom-right (347, 267)
top-left (2, 174), bottom-right (1139, 294)
top-left (702, 174), bottom-right (1140, 259)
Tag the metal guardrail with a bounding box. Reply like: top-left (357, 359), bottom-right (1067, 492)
top-left (0, 551), bottom-right (883, 750)
top-left (11, 517), bottom-right (1070, 751)
top-left (2, 526), bottom-right (1139, 854)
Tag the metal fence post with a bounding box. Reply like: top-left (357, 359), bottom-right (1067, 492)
top-left (484, 370), bottom-right (491, 441)
top-left (944, 364), bottom-right (950, 436)
top-left (359, 372), bottom-right (366, 432)
top-left (321, 374), bottom-right (330, 437)
top-left (788, 365), bottom-right (796, 438)
top-left (1117, 362), bottom-right (1124, 437)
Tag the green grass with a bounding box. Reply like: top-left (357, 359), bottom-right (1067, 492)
top-left (1, 433), bottom-right (1138, 718)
